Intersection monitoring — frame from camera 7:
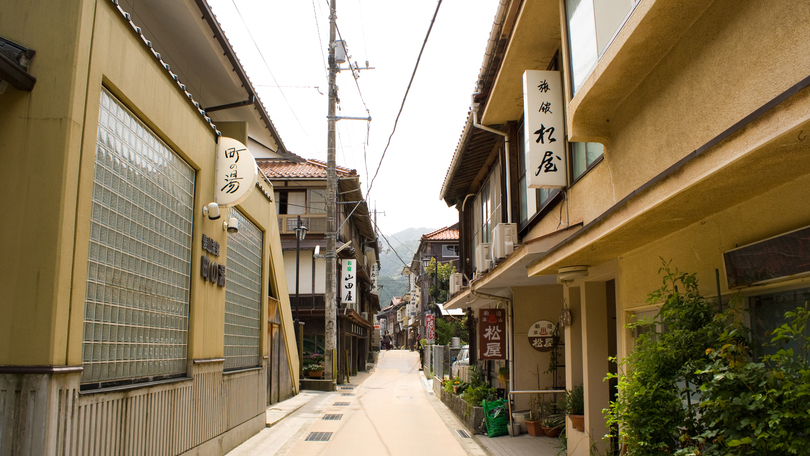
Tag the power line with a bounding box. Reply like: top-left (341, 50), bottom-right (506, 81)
top-left (311, 0), bottom-right (329, 80)
top-left (228, 0), bottom-right (317, 151)
top-left (366, 0), bottom-right (444, 199)
top-left (375, 222), bottom-right (412, 270)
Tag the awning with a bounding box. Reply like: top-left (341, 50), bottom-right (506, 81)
top-left (443, 224), bottom-right (582, 310)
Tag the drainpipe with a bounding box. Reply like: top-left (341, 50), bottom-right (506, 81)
top-left (471, 94), bottom-right (512, 224)
top-left (469, 284), bottom-right (515, 394)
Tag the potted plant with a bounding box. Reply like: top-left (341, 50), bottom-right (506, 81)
top-left (304, 363), bottom-right (324, 378)
top-left (563, 384), bottom-right (585, 432)
top-left (541, 414), bottom-right (564, 437)
top-left (525, 394), bottom-right (544, 437)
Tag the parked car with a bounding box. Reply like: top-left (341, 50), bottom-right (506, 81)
top-left (451, 345), bottom-right (469, 377)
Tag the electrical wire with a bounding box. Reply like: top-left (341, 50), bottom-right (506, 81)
top-left (375, 222), bottom-right (412, 270)
top-left (311, 0), bottom-right (329, 80)
top-left (366, 0), bottom-right (444, 199)
top-left (227, 0), bottom-right (315, 150)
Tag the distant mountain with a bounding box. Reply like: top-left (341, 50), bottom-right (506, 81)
top-left (377, 227), bottom-right (435, 307)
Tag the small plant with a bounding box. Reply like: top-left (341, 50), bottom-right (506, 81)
top-left (562, 384), bottom-right (584, 415)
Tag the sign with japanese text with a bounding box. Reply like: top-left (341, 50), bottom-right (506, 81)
top-left (426, 313), bottom-right (436, 344)
top-left (371, 263), bottom-right (379, 294)
top-left (341, 259), bottom-right (357, 304)
top-left (409, 286), bottom-right (419, 317)
top-left (478, 308), bottom-right (506, 360)
top-left (523, 70), bottom-right (566, 188)
top-left (528, 320), bottom-right (557, 352)
top-left (215, 137), bottom-right (258, 207)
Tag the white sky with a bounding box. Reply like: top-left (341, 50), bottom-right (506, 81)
top-left (206, 0), bottom-right (497, 234)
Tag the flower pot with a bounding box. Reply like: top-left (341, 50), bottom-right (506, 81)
top-left (569, 414), bottom-right (585, 432)
top-left (542, 426), bottom-right (561, 438)
top-left (453, 385), bottom-right (459, 394)
top-left (525, 420), bottom-right (544, 437)
top-left (306, 370), bottom-right (324, 378)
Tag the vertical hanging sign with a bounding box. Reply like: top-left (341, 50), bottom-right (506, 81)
top-left (478, 308), bottom-right (506, 360)
top-left (341, 259), bottom-right (357, 304)
top-left (215, 137), bottom-right (258, 206)
top-left (370, 263), bottom-right (379, 294)
top-left (426, 314), bottom-right (436, 344)
top-left (523, 70), bottom-right (566, 188)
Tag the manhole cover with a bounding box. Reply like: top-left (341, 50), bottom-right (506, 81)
top-left (305, 432), bottom-right (333, 442)
top-left (333, 402), bottom-right (351, 406)
top-left (456, 429), bottom-right (471, 439)
top-left (323, 414), bottom-right (343, 421)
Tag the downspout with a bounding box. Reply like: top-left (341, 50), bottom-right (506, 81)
top-left (471, 94), bottom-right (512, 223)
top-left (469, 284), bottom-right (515, 394)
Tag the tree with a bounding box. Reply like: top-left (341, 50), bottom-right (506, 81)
top-left (424, 257), bottom-right (457, 307)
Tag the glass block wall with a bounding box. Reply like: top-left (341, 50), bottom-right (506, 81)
top-left (83, 88), bottom-right (195, 383)
top-left (224, 207), bottom-right (263, 370)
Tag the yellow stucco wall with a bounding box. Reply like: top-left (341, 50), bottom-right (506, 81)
top-left (0, 0), bottom-right (294, 383)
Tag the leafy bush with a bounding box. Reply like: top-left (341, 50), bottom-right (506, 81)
top-left (561, 384), bottom-right (584, 415)
top-left (607, 260), bottom-right (810, 456)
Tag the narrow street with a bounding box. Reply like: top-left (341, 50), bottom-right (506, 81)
top-left (228, 350), bottom-right (487, 456)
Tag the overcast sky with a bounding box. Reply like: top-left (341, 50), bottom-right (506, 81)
top-left (206, 0), bottom-right (496, 235)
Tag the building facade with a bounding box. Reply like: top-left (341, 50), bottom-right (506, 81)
top-left (0, 0), bottom-right (299, 454)
top-left (441, 0), bottom-right (810, 454)
top-left (259, 157), bottom-right (380, 382)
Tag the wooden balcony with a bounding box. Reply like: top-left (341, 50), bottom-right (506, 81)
top-left (277, 213), bottom-right (327, 235)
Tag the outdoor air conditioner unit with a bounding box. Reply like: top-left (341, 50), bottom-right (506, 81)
top-left (491, 223), bottom-right (517, 261)
top-left (449, 272), bottom-right (462, 295)
top-left (475, 243), bottom-right (491, 274)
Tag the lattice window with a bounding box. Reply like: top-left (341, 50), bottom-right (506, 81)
top-left (224, 207), bottom-right (263, 370)
top-left (83, 88), bottom-right (195, 384)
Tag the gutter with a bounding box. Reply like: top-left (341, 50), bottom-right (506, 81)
top-left (471, 94), bottom-right (512, 223)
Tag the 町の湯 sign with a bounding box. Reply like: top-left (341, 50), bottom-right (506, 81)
top-left (478, 308), bottom-right (506, 360)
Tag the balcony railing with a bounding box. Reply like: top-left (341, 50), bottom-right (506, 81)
top-left (277, 214), bottom-right (327, 235)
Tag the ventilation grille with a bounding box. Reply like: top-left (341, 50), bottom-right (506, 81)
top-left (341, 393), bottom-right (354, 397)
top-left (339, 386), bottom-right (355, 390)
top-left (333, 402), bottom-right (350, 406)
top-left (305, 432), bottom-right (333, 442)
top-left (323, 414), bottom-right (343, 421)
top-left (456, 429), bottom-right (471, 439)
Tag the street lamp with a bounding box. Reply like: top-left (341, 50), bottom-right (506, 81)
top-left (294, 215), bottom-right (308, 376)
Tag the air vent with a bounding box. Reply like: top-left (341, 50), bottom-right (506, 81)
top-left (305, 432), bottom-right (333, 442)
top-left (333, 402), bottom-right (351, 406)
top-left (339, 386), bottom-right (355, 390)
top-left (456, 429), bottom-right (471, 439)
top-left (323, 414), bottom-right (343, 421)
top-left (341, 393), bottom-right (354, 396)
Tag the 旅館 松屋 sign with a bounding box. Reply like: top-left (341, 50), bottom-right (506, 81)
top-left (522, 70), bottom-right (566, 189)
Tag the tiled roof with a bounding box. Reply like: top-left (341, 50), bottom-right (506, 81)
top-left (257, 158), bottom-right (356, 179)
top-left (422, 224), bottom-right (460, 241)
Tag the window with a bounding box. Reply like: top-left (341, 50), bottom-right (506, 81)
top-left (308, 189), bottom-right (327, 214)
top-left (570, 142), bottom-right (604, 182)
top-left (275, 188), bottom-right (326, 215)
top-left (224, 207), bottom-right (263, 370)
top-left (442, 244), bottom-right (459, 258)
top-left (83, 88), bottom-right (195, 384)
top-left (565, 0), bottom-right (636, 93)
top-left (749, 287), bottom-right (810, 361)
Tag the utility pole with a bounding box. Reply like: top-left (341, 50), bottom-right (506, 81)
top-left (324, 0), bottom-right (338, 385)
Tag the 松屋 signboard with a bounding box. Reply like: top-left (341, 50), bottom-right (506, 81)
top-left (522, 70), bottom-right (566, 189)
top-left (341, 259), bottom-right (356, 304)
top-left (478, 308), bottom-right (506, 360)
top-left (426, 314), bottom-right (435, 344)
top-left (528, 320), bottom-right (557, 352)
top-left (215, 137), bottom-right (258, 206)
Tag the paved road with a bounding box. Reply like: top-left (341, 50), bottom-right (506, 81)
top-left (229, 350), bottom-right (486, 456)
